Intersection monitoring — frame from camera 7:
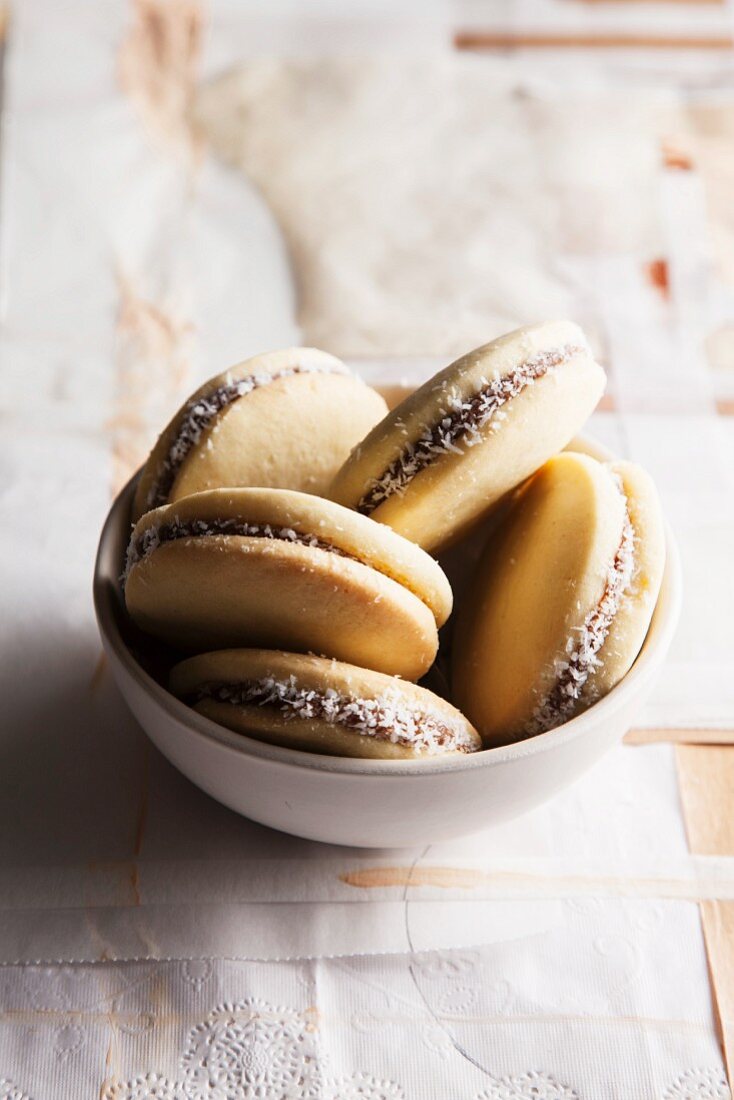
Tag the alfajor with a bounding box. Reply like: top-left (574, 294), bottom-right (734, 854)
top-left (170, 649), bottom-right (481, 759)
top-left (124, 487), bottom-right (452, 680)
top-left (452, 452), bottom-right (665, 745)
top-left (132, 347), bottom-right (387, 521)
top-left (330, 321), bottom-right (605, 552)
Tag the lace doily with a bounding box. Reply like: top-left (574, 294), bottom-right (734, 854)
top-left (102, 999), bottom-right (405, 1100)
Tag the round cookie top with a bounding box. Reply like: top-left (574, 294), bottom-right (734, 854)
top-left (170, 648), bottom-right (481, 759)
top-left (452, 451), bottom-right (665, 745)
top-left (126, 486), bottom-right (452, 626)
top-left (330, 321), bottom-right (606, 552)
top-left (132, 347), bottom-right (387, 521)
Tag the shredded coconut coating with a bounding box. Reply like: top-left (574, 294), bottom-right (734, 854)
top-left (124, 518), bottom-right (350, 582)
top-left (526, 505), bottom-right (636, 736)
top-left (358, 344), bottom-right (582, 515)
top-left (146, 361), bottom-right (347, 510)
top-left (194, 676), bottom-right (479, 755)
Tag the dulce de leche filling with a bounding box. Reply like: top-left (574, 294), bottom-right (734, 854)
top-left (146, 361), bottom-right (347, 511)
top-left (193, 676), bottom-right (479, 754)
top-left (124, 518), bottom-right (352, 583)
top-left (358, 344), bottom-right (583, 515)
top-left (526, 500), bottom-right (635, 736)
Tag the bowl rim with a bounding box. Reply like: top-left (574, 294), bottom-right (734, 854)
top-left (94, 437), bottom-right (682, 778)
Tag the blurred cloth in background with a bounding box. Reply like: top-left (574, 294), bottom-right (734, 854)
top-left (195, 50), bottom-right (734, 398)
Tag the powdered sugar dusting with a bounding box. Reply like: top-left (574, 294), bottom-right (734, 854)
top-left (147, 359), bottom-right (347, 509)
top-left (194, 676), bottom-right (478, 755)
top-left (357, 344), bottom-right (582, 515)
top-left (526, 500), bottom-right (636, 736)
top-left (124, 517), bottom-right (350, 582)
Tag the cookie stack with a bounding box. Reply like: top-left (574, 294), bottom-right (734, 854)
top-left (123, 323), bottom-right (665, 758)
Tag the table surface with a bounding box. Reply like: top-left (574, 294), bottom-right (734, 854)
top-left (1, 3), bottom-right (733, 1098)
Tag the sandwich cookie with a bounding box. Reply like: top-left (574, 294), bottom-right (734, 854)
top-left (170, 649), bottom-right (482, 759)
top-left (132, 347), bottom-right (387, 521)
top-left (452, 452), bottom-right (665, 746)
top-left (330, 321), bottom-right (606, 552)
top-left (124, 487), bottom-right (452, 679)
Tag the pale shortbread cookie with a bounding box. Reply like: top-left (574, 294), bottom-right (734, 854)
top-left (125, 487), bottom-right (452, 680)
top-left (170, 649), bottom-right (481, 760)
top-left (132, 347), bottom-right (387, 521)
top-left (452, 452), bottom-right (665, 746)
top-left (330, 322), bottom-right (605, 552)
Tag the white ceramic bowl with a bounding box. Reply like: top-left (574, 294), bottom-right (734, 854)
top-left (94, 444), bottom-right (681, 848)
